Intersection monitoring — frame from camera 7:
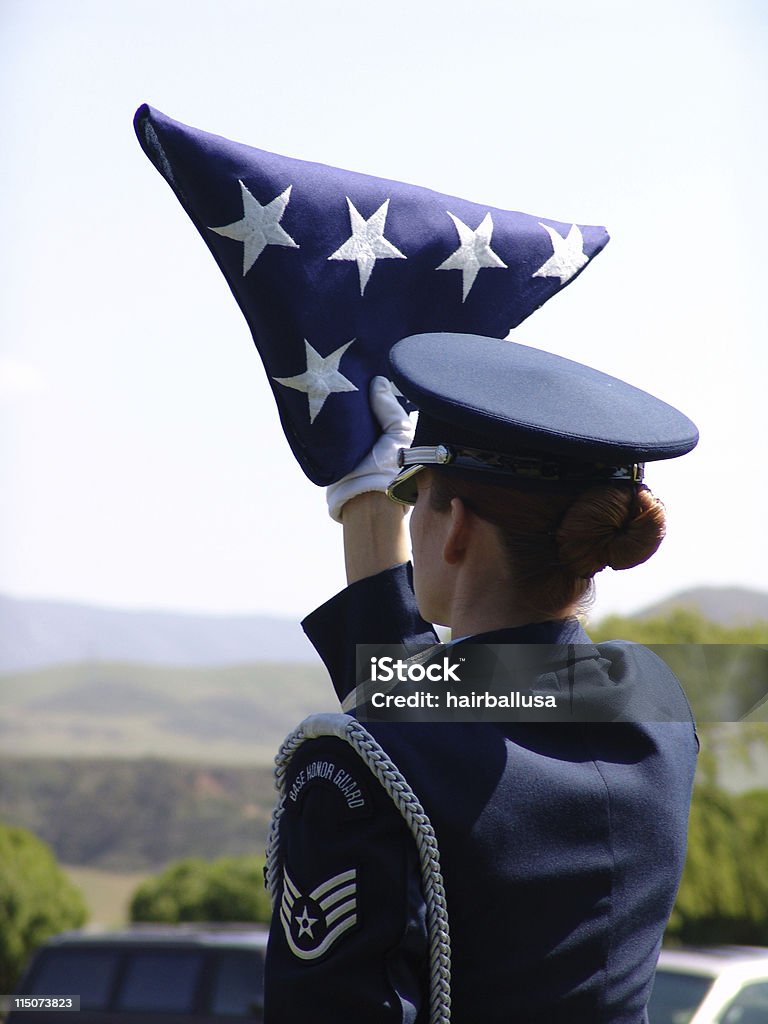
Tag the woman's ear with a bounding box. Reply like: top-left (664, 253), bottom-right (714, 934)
top-left (443, 497), bottom-right (470, 565)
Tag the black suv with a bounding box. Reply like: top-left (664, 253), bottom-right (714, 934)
top-left (7, 925), bottom-right (267, 1023)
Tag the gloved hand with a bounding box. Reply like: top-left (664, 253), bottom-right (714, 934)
top-left (326, 376), bottom-right (415, 522)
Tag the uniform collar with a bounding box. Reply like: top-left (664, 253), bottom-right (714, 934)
top-left (341, 617), bottom-right (596, 715)
top-left (453, 616), bottom-right (592, 648)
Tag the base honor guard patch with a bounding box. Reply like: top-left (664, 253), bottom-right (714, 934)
top-left (280, 866), bottom-right (358, 960)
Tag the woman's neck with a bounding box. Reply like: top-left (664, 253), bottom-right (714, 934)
top-left (447, 575), bottom-right (563, 637)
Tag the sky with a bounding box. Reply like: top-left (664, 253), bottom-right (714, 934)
top-left (1, 0), bottom-right (766, 625)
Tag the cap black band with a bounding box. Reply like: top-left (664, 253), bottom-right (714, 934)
top-left (388, 444), bottom-right (644, 505)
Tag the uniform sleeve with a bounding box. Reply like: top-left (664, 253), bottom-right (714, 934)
top-left (264, 735), bottom-right (429, 1023)
top-left (301, 563), bottom-right (438, 702)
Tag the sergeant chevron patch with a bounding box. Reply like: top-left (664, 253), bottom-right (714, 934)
top-left (280, 866), bottom-right (358, 960)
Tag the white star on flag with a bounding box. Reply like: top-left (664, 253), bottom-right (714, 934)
top-left (436, 211), bottom-right (507, 302)
top-left (210, 180), bottom-right (299, 276)
top-left (532, 223), bottom-right (589, 284)
top-left (328, 198), bottom-right (406, 296)
top-left (274, 339), bottom-right (358, 423)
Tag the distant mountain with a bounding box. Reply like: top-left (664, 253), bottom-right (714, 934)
top-left (2, 586), bottom-right (767, 675)
top-left (636, 587), bottom-right (768, 626)
top-left (0, 594), bottom-right (315, 672)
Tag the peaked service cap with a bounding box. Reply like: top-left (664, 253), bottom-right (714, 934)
top-left (386, 333), bottom-right (699, 504)
top-left (134, 104), bottom-right (610, 486)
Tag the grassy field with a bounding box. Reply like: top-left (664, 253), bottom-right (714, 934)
top-left (63, 865), bottom-right (150, 928)
top-left (0, 660), bottom-right (335, 764)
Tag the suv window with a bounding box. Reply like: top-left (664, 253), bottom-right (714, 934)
top-left (11, 936), bottom-right (266, 1022)
top-left (210, 950), bottom-right (264, 1015)
top-left (25, 948), bottom-right (121, 1010)
top-left (115, 951), bottom-right (205, 1012)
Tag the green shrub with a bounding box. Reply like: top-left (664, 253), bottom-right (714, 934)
top-left (130, 855), bottom-right (272, 924)
top-left (0, 825), bottom-right (88, 991)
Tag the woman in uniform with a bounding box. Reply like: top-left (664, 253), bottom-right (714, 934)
top-left (264, 332), bottom-right (699, 1024)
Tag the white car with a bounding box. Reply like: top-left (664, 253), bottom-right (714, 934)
top-left (648, 947), bottom-right (768, 1024)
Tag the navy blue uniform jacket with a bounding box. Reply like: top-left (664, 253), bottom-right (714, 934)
top-left (264, 563), bottom-right (697, 1023)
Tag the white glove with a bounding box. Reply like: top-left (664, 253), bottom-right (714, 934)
top-left (326, 376), bottom-right (415, 522)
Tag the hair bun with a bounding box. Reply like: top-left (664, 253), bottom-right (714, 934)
top-left (555, 484), bottom-right (666, 579)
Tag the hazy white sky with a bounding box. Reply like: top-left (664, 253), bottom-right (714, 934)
top-left (1, 0), bottom-right (766, 622)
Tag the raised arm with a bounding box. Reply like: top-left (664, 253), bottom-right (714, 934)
top-left (341, 491), bottom-right (409, 584)
top-left (301, 378), bottom-right (436, 699)
top-left (325, 376), bottom-right (414, 584)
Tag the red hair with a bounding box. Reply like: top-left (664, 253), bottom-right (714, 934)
top-left (427, 470), bottom-right (666, 620)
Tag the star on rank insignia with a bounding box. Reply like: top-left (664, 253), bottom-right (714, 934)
top-left (135, 104), bottom-right (610, 486)
top-left (280, 866), bottom-right (358, 960)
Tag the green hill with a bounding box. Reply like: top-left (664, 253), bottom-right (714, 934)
top-left (0, 757), bottom-right (276, 871)
top-left (0, 660), bottom-right (335, 764)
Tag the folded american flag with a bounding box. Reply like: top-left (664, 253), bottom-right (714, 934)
top-left (134, 104), bottom-right (609, 485)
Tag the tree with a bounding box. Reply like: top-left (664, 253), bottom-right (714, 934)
top-left (666, 784), bottom-right (768, 944)
top-left (590, 607), bottom-right (768, 646)
top-left (130, 855), bottom-right (272, 925)
top-left (0, 825), bottom-right (88, 992)
top-left (589, 608), bottom-right (768, 787)
top-left (589, 609), bottom-right (768, 943)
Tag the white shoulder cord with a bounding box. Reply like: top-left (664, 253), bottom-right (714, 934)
top-left (266, 712), bottom-right (452, 1024)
